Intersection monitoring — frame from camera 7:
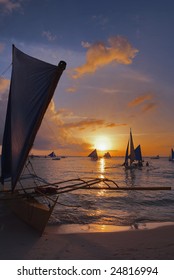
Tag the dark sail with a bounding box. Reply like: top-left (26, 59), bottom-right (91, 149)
top-left (88, 149), bottom-right (98, 160)
top-left (1, 45), bottom-right (66, 190)
top-left (48, 151), bottom-right (56, 157)
top-left (134, 144), bottom-right (142, 161)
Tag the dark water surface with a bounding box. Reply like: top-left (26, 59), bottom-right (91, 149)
top-left (30, 156), bottom-right (174, 227)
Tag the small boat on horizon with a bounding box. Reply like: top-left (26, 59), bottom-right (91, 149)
top-left (103, 152), bottom-right (111, 158)
top-left (150, 155), bottom-right (160, 159)
top-left (48, 151), bottom-right (61, 160)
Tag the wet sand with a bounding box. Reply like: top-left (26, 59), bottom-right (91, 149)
top-left (0, 207), bottom-right (174, 260)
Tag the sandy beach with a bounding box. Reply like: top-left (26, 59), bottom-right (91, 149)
top-left (0, 205), bottom-right (174, 260)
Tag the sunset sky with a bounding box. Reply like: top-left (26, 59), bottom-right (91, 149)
top-left (0, 0), bottom-right (174, 156)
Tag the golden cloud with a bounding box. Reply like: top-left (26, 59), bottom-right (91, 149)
top-left (0, 78), bottom-right (10, 94)
top-left (73, 36), bottom-right (138, 78)
top-left (128, 94), bottom-right (153, 107)
top-left (142, 102), bottom-right (157, 112)
top-left (66, 87), bottom-right (77, 93)
top-left (63, 118), bottom-right (126, 130)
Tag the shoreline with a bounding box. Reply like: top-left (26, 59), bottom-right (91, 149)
top-left (1, 207), bottom-right (174, 260)
top-left (47, 221), bottom-right (174, 234)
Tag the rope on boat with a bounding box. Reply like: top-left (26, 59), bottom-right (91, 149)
top-left (0, 63), bottom-right (12, 78)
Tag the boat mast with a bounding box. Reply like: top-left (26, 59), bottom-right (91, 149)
top-left (129, 128), bottom-right (135, 165)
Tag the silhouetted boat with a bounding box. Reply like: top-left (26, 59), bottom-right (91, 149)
top-left (48, 151), bottom-right (61, 160)
top-left (122, 129), bottom-right (143, 169)
top-left (169, 149), bottom-right (174, 162)
top-left (150, 155), bottom-right (160, 159)
top-left (88, 149), bottom-right (98, 160)
top-left (0, 45), bottom-right (66, 233)
top-left (103, 152), bottom-right (111, 158)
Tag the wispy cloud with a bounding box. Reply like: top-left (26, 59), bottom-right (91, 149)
top-left (142, 102), bottom-right (157, 112)
top-left (128, 93), bottom-right (153, 107)
top-left (92, 14), bottom-right (109, 28)
top-left (128, 92), bottom-right (157, 113)
top-left (34, 101), bottom-right (127, 152)
top-left (66, 87), bottom-right (77, 93)
top-left (42, 31), bottom-right (57, 42)
top-left (0, 0), bottom-right (22, 13)
top-left (72, 36), bottom-right (138, 78)
top-left (63, 118), bottom-right (126, 131)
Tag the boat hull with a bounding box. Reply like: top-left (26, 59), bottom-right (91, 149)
top-left (5, 191), bottom-right (57, 234)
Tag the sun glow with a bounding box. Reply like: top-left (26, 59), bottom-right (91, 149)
top-left (94, 136), bottom-right (111, 152)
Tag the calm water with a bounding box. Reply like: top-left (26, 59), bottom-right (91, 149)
top-left (30, 156), bottom-right (174, 227)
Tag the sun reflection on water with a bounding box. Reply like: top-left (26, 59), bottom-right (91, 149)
top-left (100, 158), bottom-right (105, 172)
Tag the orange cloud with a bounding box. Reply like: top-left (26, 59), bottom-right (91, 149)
top-left (66, 87), bottom-right (77, 93)
top-left (73, 36), bottom-right (138, 78)
top-left (128, 94), bottom-right (153, 107)
top-left (142, 102), bottom-right (157, 112)
top-left (0, 78), bottom-right (10, 94)
top-left (63, 118), bottom-right (126, 130)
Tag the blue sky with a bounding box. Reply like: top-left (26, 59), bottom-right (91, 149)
top-left (1, 0), bottom-right (174, 156)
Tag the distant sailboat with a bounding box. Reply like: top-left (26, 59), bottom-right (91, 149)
top-left (169, 148), bottom-right (174, 162)
top-left (48, 151), bottom-right (61, 160)
top-left (103, 152), bottom-right (111, 158)
top-left (88, 149), bottom-right (98, 160)
top-left (150, 155), bottom-right (160, 159)
top-left (48, 151), bottom-right (56, 158)
top-left (0, 45), bottom-right (66, 233)
top-left (123, 129), bottom-right (143, 169)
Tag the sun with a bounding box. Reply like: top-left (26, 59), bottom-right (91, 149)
top-left (94, 136), bottom-right (111, 152)
top-left (97, 142), bottom-right (108, 151)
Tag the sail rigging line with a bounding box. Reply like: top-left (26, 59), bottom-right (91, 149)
top-left (24, 158), bottom-right (42, 188)
top-left (0, 63), bottom-right (12, 79)
top-left (23, 160), bottom-right (56, 206)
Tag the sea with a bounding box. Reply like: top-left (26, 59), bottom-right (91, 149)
top-left (27, 156), bottom-right (174, 231)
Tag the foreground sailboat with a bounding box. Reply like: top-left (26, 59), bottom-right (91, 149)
top-left (122, 129), bottom-right (143, 169)
top-left (0, 45), bottom-right (66, 233)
